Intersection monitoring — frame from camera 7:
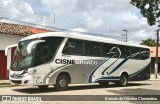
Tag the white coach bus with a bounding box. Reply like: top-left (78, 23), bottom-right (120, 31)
top-left (9, 32), bottom-right (151, 91)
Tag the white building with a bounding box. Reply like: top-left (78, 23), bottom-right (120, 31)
top-left (0, 22), bottom-right (51, 79)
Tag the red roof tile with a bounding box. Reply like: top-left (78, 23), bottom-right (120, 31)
top-left (0, 22), bottom-right (52, 36)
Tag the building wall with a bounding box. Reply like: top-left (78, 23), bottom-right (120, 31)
top-left (150, 47), bottom-right (160, 57)
top-left (0, 33), bottom-right (24, 79)
top-left (0, 33), bottom-right (24, 50)
top-left (0, 51), bottom-right (7, 79)
top-left (151, 57), bottom-right (160, 73)
top-left (150, 47), bottom-right (160, 73)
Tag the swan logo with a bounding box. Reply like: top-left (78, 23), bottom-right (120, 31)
top-left (107, 46), bottom-right (121, 58)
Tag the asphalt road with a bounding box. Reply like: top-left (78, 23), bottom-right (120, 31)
top-left (0, 80), bottom-right (160, 104)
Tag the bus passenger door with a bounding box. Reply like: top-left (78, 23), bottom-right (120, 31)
top-left (33, 45), bottom-right (51, 85)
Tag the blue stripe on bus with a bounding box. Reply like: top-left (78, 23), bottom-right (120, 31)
top-left (101, 59), bottom-right (119, 75)
top-left (88, 58), bottom-right (110, 83)
top-left (109, 58), bottom-right (129, 74)
top-left (129, 63), bottom-right (150, 81)
top-left (108, 52), bottom-right (143, 75)
top-left (129, 64), bottom-right (149, 78)
top-left (89, 52), bottom-right (148, 83)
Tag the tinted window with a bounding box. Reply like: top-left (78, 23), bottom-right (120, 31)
top-left (102, 43), bottom-right (111, 57)
top-left (84, 41), bottom-right (102, 57)
top-left (117, 45), bottom-right (130, 58)
top-left (62, 39), bottom-right (84, 55)
top-left (102, 43), bottom-right (117, 58)
top-left (141, 48), bottom-right (150, 60)
top-left (130, 47), bottom-right (141, 59)
top-left (34, 37), bottom-right (63, 66)
top-left (93, 42), bottom-right (102, 56)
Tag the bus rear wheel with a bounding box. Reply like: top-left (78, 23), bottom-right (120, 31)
top-left (38, 85), bottom-right (49, 89)
top-left (99, 82), bottom-right (109, 87)
top-left (55, 75), bottom-right (69, 91)
top-left (115, 74), bottom-right (128, 87)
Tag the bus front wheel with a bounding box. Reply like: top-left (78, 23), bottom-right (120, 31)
top-left (55, 75), bottom-right (69, 91)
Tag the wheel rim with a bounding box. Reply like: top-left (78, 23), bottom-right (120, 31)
top-left (59, 79), bottom-right (67, 87)
top-left (121, 76), bottom-right (126, 85)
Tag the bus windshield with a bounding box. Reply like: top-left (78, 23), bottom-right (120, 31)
top-left (11, 39), bottom-right (37, 70)
top-left (11, 37), bottom-right (64, 70)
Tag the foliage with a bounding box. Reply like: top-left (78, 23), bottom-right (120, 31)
top-left (140, 38), bottom-right (157, 46)
top-left (131, 0), bottom-right (160, 26)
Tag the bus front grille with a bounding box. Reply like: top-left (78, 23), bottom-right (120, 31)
top-left (11, 80), bottom-right (21, 84)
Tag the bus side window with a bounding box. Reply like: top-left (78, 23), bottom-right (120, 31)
top-left (141, 48), bottom-right (150, 60)
top-left (109, 45), bottom-right (118, 58)
top-left (34, 44), bottom-right (49, 66)
top-left (84, 41), bottom-right (102, 57)
top-left (102, 43), bottom-right (117, 58)
top-left (85, 41), bottom-right (93, 56)
top-left (125, 47), bottom-right (130, 58)
top-left (93, 42), bottom-right (102, 57)
top-left (118, 45), bottom-right (130, 58)
top-left (130, 47), bottom-right (141, 59)
top-left (102, 43), bottom-right (110, 57)
top-left (62, 39), bottom-right (84, 55)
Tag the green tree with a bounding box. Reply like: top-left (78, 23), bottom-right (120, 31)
top-left (140, 38), bottom-right (157, 46)
top-left (131, 0), bottom-right (160, 26)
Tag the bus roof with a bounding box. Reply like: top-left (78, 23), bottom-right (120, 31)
top-left (20, 32), bottom-right (150, 49)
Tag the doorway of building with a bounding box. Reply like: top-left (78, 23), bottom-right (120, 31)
top-left (0, 51), bottom-right (7, 79)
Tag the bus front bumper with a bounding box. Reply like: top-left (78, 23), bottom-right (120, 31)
top-left (10, 74), bottom-right (34, 86)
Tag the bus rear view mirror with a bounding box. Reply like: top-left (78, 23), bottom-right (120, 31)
top-left (27, 40), bottom-right (46, 54)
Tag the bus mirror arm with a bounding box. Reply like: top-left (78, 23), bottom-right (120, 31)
top-left (27, 40), bottom-right (46, 54)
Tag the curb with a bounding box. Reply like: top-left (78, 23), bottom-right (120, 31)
top-left (149, 79), bottom-right (160, 81)
top-left (0, 80), bottom-right (10, 85)
top-left (150, 74), bottom-right (160, 80)
top-left (0, 83), bottom-right (10, 85)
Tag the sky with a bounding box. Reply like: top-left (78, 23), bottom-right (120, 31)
top-left (0, 0), bottom-right (158, 43)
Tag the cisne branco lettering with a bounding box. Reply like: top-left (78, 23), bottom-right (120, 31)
top-left (55, 59), bottom-right (98, 65)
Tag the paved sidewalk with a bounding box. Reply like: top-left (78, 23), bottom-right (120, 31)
top-left (149, 74), bottom-right (160, 80)
top-left (0, 79), bottom-right (10, 85)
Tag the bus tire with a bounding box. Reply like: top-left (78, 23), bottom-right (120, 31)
top-left (38, 85), bottom-right (49, 89)
top-left (115, 74), bottom-right (128, 87)
top-left (99, 82), bottom-right (109, 87)
top-left (55, 74), bottom-right (69, 91)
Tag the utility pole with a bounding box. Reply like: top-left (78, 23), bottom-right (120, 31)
top-left (122, 29), bottom-right (127, 42)
top-left (155, 29), bottom-right (159, 79)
